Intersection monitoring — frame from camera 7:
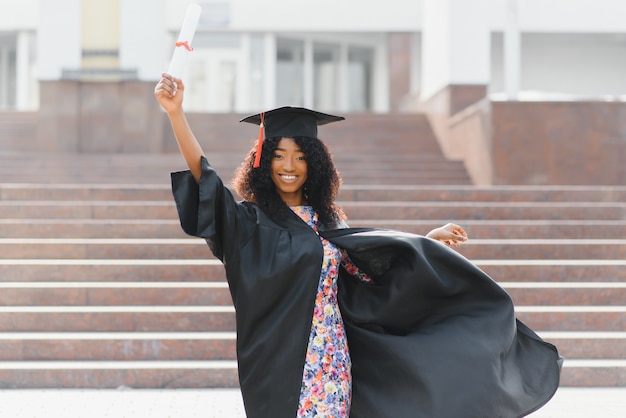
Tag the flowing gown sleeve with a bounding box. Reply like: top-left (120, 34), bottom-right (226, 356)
top-left (170, 155), bottom-right (255, 263)
top-left (321, 228), bottom-right (563, 418)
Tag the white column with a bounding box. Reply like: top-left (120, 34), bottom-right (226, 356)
top-left (15, 31), bottom-right (32, 109)
top-left (421, 0), bottom-right (450, 100)
top-left (421, 0), bottom-right (490, 100)
top-left (263, 33), bottom-right (276, 109)
top-left (504, 0), bottom-right (521, 99)
top-left (338, 42), bottom-right (349, 112)
top-left (0, 47), bottom-right (8, 107)
top-left (303, 38), bottom-right (314, 109)
top-left (409, 32), bottom-right (421, 94)
top-left (372, 37), bottom-right (389, 113)
top-left (120, 0), bottom-right (164, 80)
top-left (236, 32), bottom-right (251, 112)
top-left (37, 0), bottom-right (81, 80)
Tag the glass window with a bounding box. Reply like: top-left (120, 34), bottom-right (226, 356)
top-left (0, 34), bottom-right (17, 109)
top-left (276, 38), bottom-right (304, 106)
top-left (348, 46), bottom-right (373, 112)
top-left (249, 34), bottom-right (265, 111)
top-left (313, 42), bottom-right (340, 111)
top-left (217, 60), bottom-right (236, 111)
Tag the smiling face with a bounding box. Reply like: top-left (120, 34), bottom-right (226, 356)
top-left (271, 137), bottom-right (308, 206)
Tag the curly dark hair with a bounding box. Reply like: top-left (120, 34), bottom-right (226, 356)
top-left (232, 136), bottom-right (346, 228)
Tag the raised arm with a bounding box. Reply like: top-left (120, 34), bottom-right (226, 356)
top-left (154, 73), bottom-right (204, 182)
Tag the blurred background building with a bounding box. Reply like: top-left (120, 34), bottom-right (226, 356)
top-left (1, 0), bottom-right (625, 184)
top-left (3, 0), bottom-right (626, 112)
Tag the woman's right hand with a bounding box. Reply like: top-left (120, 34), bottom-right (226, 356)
top-left (154, 73), bottom-right (184, 114)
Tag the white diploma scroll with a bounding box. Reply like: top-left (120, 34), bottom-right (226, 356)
top-left (167, 3), bottom-right (202, 78)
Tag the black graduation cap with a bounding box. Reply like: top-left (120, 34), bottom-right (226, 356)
top-left (240, 106), bottom-right (345, 167)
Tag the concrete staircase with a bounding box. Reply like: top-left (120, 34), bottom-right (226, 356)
top-left (0, 145), bottom-right (624, 388)
top-left (1, 180), bottom-right (624, 388)
top-left (0, 112), bottom-right (471, 185)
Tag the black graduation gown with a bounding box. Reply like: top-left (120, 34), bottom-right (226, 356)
top-left (171, 157), bottom-right (562, 418)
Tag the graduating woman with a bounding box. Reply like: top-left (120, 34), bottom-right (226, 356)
top-left (154, 73), bottom-right (562, 418)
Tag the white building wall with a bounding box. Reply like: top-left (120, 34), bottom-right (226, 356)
top-left (491, 33), bottom-right (626, 97)
top-left (120, 0), bottom-right (165, 80)
top-left (4, 0), bottom-right (626, 34)
top-left (421, 0), bottom-right (490, 99)
top-left (420, 0), bottom-right (450, 98)
top-left (487, 0), bottom-right (626, 33)
top-left (448, 0), bottom-right (490, 84)
top-left (37, 0), bottom-right (81, 80)
top-left (520, 34), bottom-right (626, 96)
top-left (3, 0), bottom-right (626, 110)
top-left (162, 0), bottom-right (422, 32)
top-left (0, 0), bottom-right (38, 28)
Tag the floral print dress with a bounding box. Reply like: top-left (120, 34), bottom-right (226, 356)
top-left (291, 206), bottom-right (372, 418)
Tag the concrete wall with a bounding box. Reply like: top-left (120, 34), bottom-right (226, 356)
top-left (4, 0), bottom-right (625, 33)
top-left (0, 0), bottom-right (38, 28)
top-left (441, 98), bottom-right (626, 186)
top-left (491, 100), bottom-right (626, 185)
top-left (34, 80), bottom-right (164, 153)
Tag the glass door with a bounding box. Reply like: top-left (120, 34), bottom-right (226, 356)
top-left (0, 34), bottom-right (16, 109)
top-left (186, 48), bottom-right (240, 112)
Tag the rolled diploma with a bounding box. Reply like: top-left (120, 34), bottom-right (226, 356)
top-left (167, 4), bottom-right (202, 78)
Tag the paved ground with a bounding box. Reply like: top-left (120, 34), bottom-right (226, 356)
top-left (0, 387), bottom-right (623, 417)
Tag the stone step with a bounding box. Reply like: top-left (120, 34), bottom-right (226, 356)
top-left (539, 332), bottom-right (626, 360)
top-left (479, 260), bottom-right (626, 282)
top-left (2, 201), bottom-right (624, 220)
top-left (182, 112), bottom-right (445, 154)
top-left (0, 201), bottom-right (177, 220)
top-left (0, 172), bottom-right (467, 184)
top-left (0, 238), bottom-right (623, 260)
top-left (516, 306), bottom-right (626, 331)
top-left (0, 239), bottom-right (211, 260)
top-left (504, 283), bottom-right (626, 306)
top-left (1, 282), bottom-right (623, 307)
top-left (0, 282), bottom-right (232, 306)
top-left (0, 219), bottom-right (188, 239)
top-left (0, 175), bottom-right (473, 186)
top-left (458, 239), bottom-right (626, 260)
top-left (2, 259), bottom-right (624, 282)
top-left (338, 185), bottom-right (626, 203)
top-left (2, 219), bottom-right (624, 240)
top-left (0, 332), bottom-right (237, 361)
top-left (3, 184), bottom-right (624, 202)
top-left (341, 201), bottom-right (626, 221)
top-left (0, 260), bottom-right (225, 282)
top-left (0, 332), bottom-right (622, 361)
top-left (0, 307), bottom-right (236, 332)
top-left (559, 360), bottom-right (626, 387)
top-left (0, 359), bottom-right (623, 388)
top-left (0, 153), bottom-right (453, 166)
top-left (349, 220), bottom-right (626, 239)
top-left (0, 184), bottom-right (174, 201)
top-left (0, 360), bottom-right (240, 389)
top-left (0, 149), bottom-right (472, 185)
top-left (0, 306), bottom-right (622, 332)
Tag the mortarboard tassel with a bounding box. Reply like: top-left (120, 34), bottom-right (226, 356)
top-left (253, 112), bottom-right (265, 168)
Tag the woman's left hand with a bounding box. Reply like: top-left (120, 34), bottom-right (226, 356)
top-left (426, 223), bottom-right (468, 247)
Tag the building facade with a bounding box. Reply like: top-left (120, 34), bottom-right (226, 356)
top-left (1, 0), bottom-right (625, 185)
top-left (1, 0), bottom-right (626, 113)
